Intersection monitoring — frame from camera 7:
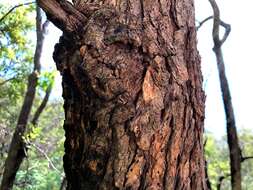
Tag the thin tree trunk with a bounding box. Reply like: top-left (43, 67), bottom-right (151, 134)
top-left (216, 176), bottom-right (224, 190)
top-left (39, 0), bottom-right (206, 189)
top-left (204, 139), bottom-right (212, 190)
top-left (31, 84), bottom-right (53, 126)
top-left (208, 0), bottom-right (241, 189)
top-left (205, 161), bottom-right (212, 190)
top-left (0, 4), bottom-right (46, 190)
top-left (216, 174), bottom-right (230, 190)
top-left (60, 177), bottom-right (67, 190)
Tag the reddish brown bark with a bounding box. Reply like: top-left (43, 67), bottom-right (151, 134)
top-left (39, 0), bottom-right (206, 189)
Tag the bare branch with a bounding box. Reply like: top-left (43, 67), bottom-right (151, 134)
top-left (29, 142), bottom-right (63, 176)
top-left (42, 20), bottom-right (50, 34)
top-left (241, 156), bottom-right (253, 162)
top-left (196, 16), bottom-right (213, 31)
top-left (38, 0), bottom-right (85, 33)
top-left (31, 84), bottom-right (53, 125)
top-left (204, 160), bottom-right (212, 190)
top-left (209, 0), bottom-right (220, 46)
top-left (197, 15), bottom-right (231, 44)
top-left (214, 153), bottom-right (253, 189)
top-left (0, 77), bottom-right (16, 86)
top-left (217, 174), bottom-right (231, 190)
top-left (219, 21), bottom-right (231, 45)
top-left (207, 0), bottom-right (231, 47)
top-left (0, 2), bottom-right (35, 23)
top-left (204, 137), bottom-right (208, 147)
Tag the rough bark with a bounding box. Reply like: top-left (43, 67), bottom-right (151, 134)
top-left (39, 0), bottom-right (206, 189)
top-left (207, 0), bottom-right (241, 189)
top-left (0, 4), bottom-right (46, 190)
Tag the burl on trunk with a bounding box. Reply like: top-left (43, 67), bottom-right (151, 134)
top-left (39, 0), bottom-right (206, 189)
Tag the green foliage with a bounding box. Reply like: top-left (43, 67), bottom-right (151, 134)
top-left (14, 101), bottom-right (65, 190)
top-left (0, 98), bottom-right (65, 190)
top-left (205, 129), bottom-right (253, 190)
top-left (239, 129), bottom-right (253, 189)
top-left (38, 71), bottom-right (56, 91)
top-left (0, 2), bottom-right (35, 104)
top-left (0, 3), bottom-right (37, 156)
top-left (205, 133), bottom-right (230, 189)
top-left (0, 2), bottom-right (36, 132)
top-left (23, 124), bottom-right (42, 143)
top-left (14, 150), bottom-right (63, 190)
top-left (0, 2), bottom-right (65, 190)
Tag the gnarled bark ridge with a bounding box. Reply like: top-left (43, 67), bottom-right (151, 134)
top-left (39, 0), bottom-right (206, 189)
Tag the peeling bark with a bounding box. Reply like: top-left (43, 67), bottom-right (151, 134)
top-left (39, 0), bottom-right (206, 189)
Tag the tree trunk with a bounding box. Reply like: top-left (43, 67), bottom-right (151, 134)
top-left (214, 47), bottom-right (241, 190)
top-left (0, 4), bottom-right (46, 190)
top-left (31, 83), bottom-right (53, 126)
top-left (39, 0), bottom-right (206, 189)
top-left (208, 0), bottom-right (242, 189)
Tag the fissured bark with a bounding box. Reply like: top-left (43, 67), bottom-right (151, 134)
top-left (49, 0), bottom-right (206, 189)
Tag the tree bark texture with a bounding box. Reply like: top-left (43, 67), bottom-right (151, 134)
top-left (40, 0), bottom-right (206, 189)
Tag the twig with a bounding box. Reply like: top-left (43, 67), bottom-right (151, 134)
top-left (29, 142), bottom-right (63, 176)
top-left (197, 15), bottom-right (231, 46)
top-left (241, 156), bottom-right (253, 162)
top-left (219, 21), bottom-right (231, 45)
top-left (196, 16), bottom-right (213, 30)
top-left (31, 84), bottom-right (53, 125)
top-left (24, 156), bottom-right (30, 189)
top-left (217, 174), bottom-right (231, 190)
top-left (38, 0), bottom-right (85, 33)
top-left (204, 160), bottom-right (212, 190)
top-left (204, 137), bottom-right (208, 147)
top-left (0, 1), bottom-right (35, 23)
top-left (42, 20), bottom-right (50, 33)
top-left (0, 77), bottom-right (16, 86)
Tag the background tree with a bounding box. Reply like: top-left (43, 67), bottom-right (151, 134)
top-left (0, 1), bottom-right (35, 177)
top-left (39, 0), bottom-right (206, 189)
top-left (1, 3), bottom-right (64, 189)
top-left (1, 1), bottom-right (252, 190)
top-left (197, 0), bottom-right (242, 189)
top-left (205, 129), bottom-right (253, 190)
top-left (0, 2), bottom-right (66, 190)
top-left (208, 0), bottom-right (241, 188)
top-left (0, 2), bottom-right (34, 125)
top-left (0, 2), bottom-right (51, 190)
